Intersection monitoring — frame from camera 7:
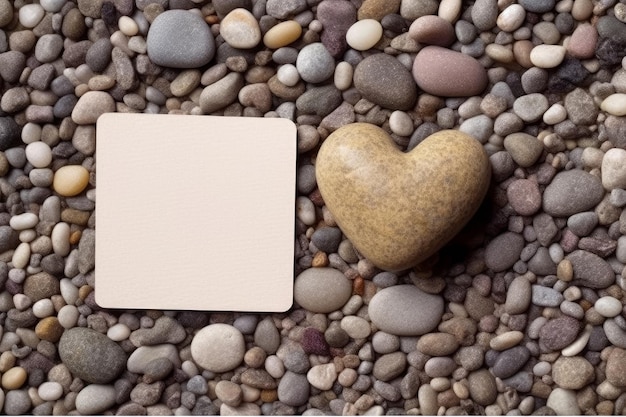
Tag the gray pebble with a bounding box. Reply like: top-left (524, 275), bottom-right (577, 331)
top-left (531, 284), bottom-right (563, 307)
top-left (296, 43), bottom-right (335, 84)
top-left (311, 227), bottom-right (342, 253)
top-left (35, 34), bottom-right (63, 63)
top-left (199, 72), bottom-right (244, 113)
top-left (254, 317), bottom-right (281, 354)
top-left (277, 371), bottom-right (310, 406)
top-left (77, 229), bottom-right (95, 274)
top-left (513, 93), bottom-right (549, 123)
top-left (0, 225), bottom-right (19, 253)
top-left (471, 0), bottom-right (498, 31)
top-left (567, 249), bottom-right (615, 289)
top-left (296, 85), bottom-right (342, 117)
top-left (543, 170), bottom-right (604, 217)
top-left (518, 0), bottom-right (555, 13)
top-left (567, 211), bottom-right (598, 236)
top-left (187, 375), bottom-right (209, 395)
top-left (58, 327), bottom-right (126, 384)
top-left (564, 88), bottom-right (598, 125)
top-left (505, 276), bottom-right (532, 314)
top-left (528, 247), bottom-right (557, 275)
top-left (539, 315), bottom-right (580, 351)
top-left (485, 232), bottom-right (524, 272)
top-left (4, 390), bottom-right (32, 415)
top-left (130, 316), bottom-right (186, 346)
top-left (604, 318), bottom-right (626, 348)
top-left (492, 346), bottom-right (530, 379)
top-left (146, 10), bottom-right (215, 68)
top-left (0, 117), bottom-right (21, 151)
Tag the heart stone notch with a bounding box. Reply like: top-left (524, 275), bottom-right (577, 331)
top-left (316, 123), bottom-right (491, 271)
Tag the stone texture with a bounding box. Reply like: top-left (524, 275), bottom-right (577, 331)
top-left (294, 267), bottom-right (352, 313)
top-left (316, 124), bottom-right (490, 271)
top-left (543, 170), bottom-right (604, 217)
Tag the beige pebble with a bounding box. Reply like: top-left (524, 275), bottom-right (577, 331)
top-left (489, 330), bottom-right (524, 350)
top-left (12, 242), bottom-right (31, 269)
top-left (485, 44), bottom-right (514, 63)
top-left (529, 45), bottom-right (566, 68)
top-left (601, 93), bottom-right (626, 116)
top-left (263, 20), bottom-right (302, 49)
top-left (118, 16), bottom-right (139, 36)
top-left (334, 61), bottom-right (353, 91)
top-left (2, 366), bottom-right (27, 390)
top-left (53, 165), bottom-right (90, 197)
top-left (220, 8), bottom-right (261, 49)
top-left (438, 0), bottom-right (462, 21)
top-left (71, 91), bottom-right (116, 124)
top-left (543, 103), bottom-right (567, 124)
top-left (497, 4), bottom-right (526, 32)
top-left (346, 19), bottom-right (383, 51)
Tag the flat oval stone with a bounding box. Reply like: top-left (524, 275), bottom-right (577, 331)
top-left (542, 170), bottom-right (604, 217)
top-left (368, 285), bottom-right (444, 336)
top-left (601, 93), bottom-right (626, 117)
top-left (412, 46), bottom-right (488, 97)
top-left (353, 53), bottom-right (417, 111)
top-left (294, 267), bottom-right (352, 313)
top-left (191, 324), bottom-right (245, 373)
top-left (146, 10), bottom-right (215, 68)
top-left (263, 21), bottom-right (302, 49)
top-left (53, 165), bottom-right (89, 197)
top-left (346, 19), bottom-right (383, 51)
top-left (409, 15), bottom-right (455, 47)
top-left (316, 123), bottom-right (490, 271)
top-left (220, 8), bottom-right (261, 49)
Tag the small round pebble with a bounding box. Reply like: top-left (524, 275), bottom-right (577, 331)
top-left (75, 384), bottom-right (117, 415)
top-left (53, 165), bottom-right (90, 197)
top-left (220, 8), bottom-right (262, 49)
top-left (296, 43), bottom-right (335, 84)
top-left (191, 324), bottom-right (245, 373)
top-left (595, 296), bottom-right (623, 317)
top-left (346, 19), bottom-right (383, 51)
top-left (294, 267), bottom-right (352, 313)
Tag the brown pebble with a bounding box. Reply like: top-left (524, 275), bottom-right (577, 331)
top-left (260, 389), bottom-right (278, 402)
top-left (312, 251), bottom-right (329, 268)
top-left (353, 276), bottom-right (364, 296)
top-left (35, 316), bottom-right (64, 343)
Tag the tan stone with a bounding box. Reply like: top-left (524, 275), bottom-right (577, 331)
top-left (316, 123), bottom-right (490, 271)
top-left (53, 165), bottom-right (90, 197)
top-left (263, 20), bottom-right (302, 49)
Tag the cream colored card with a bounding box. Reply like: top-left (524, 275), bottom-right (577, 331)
top-left (95, 113), bottom-right (296, 312)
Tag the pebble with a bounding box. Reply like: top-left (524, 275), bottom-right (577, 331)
top-left (539, 315), bottom-right (581, 351)
top-left (373, 352), bottom-right (406, 382)
top-left (497, 4), bottom-right (526, 32)
top-left (601, 93), bottom-right (626, 116)
top-left (200, 72), bottom-right (244, 113)
top-left (1, 366), bottom-right (27, 390)
top-left (491, 346), bottom-right (530, 379)
top-left (409, 15), bottom-right (455, 47)
top-left (293, 267), bottom-right (352, 313)
top-left (341, 316), bottom-right (371, 339)
top-left (568, 23), bottom-right (598, 59)
top-left (18, 4), bottom-right (45, 28)
top-left (467, 369), bottom-right (497, 406)
top-left (565, 88), bottom-right (598, 125)
top-left (604, 319), bottom-right (626, 348)
top-left (221, 8), bottom-right (261, 49)
top-left (567, 250), bottom-right (615, 289)
top-left (417, 333), bottom-right (459, 356)
top-left (146, 10), bottom-right (215, 68)
top-left (75, 384), bottom-right (117, 415)
top-left (485, 232), bottom-right (524, 272)
top-left (53, 165), bottom-right (90, 197)
top-left (317, 0), bottom-right (356, 57)
top-left (595, 296), bottom-right (623, 317)
top-left (296, 43), bottom-right (335, 84)
top-left (25, 142), bottom-right (52, 168)
top-left (543, 170), bottom-right (604, 217)
top-left (263, 21), bottom-right (302, 49)
top-left (368, 285), bottom-right (443, 336)
top-left (129, 315), bottom-right (186, 346)
top-left (547, 388), bottom-right (580, 415)
top-left (354, 53), bottom-right (417, 110)
top-left (346, 19), bottom-right (383, 51)
top-left (412, 46), bottom-right (488, 97)
top-left (3, 390), bottom-right (31, 415)
top-left (71, 91), bottom-right (115, 125)
top-left (307, 363), bottom-right (337, 390)
top-left (552, 356), bottom-right (594, 389)
top-left (190, 324), bottom-right (245, 372)
top-left (277, 371), bottom-right (310, 406)
top-left (37, 381), bottom-right (63, 402)
top-left (606, 348), bottom-right (626, 387)
top-left (58, 327), bottom-right (126, 384)
top-left (127, 344), bottom-right (181, 374)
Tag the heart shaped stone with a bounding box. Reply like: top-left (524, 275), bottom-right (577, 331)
top-left (316, 123), bottom-right (490, 271)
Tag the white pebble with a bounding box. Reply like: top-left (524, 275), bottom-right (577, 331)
top-left (438, 0), bottom-right (462, 21)
top-left (334, 61), bottom-right (353, 91)
top-left (38, 381), bottom-right (64, 401)
top-left (182, 360), bottom-right (200, 377)
top-left (543, 103), bottom-right (567, 124)
top-left (595, 296), bottom-right (623, 317)
top-left (57, 305), bottom-right (80, 328)
top-left (296, 196), bottom-right (316, 226)
top-left (40, 0), bottom-right (67, 12)
top-left (265, 355), bottom-right (285, 379)
top-left (18, 4), bottom-right (45, 28)
top-left (75, 384), bottom-right (117, 415)
top-left (25, 141), bottom-right (52, 168)
top-left (601, 148), bottom-right (626, 190)
top-left (21, 123), bottom-right (42, 144)
top-left (529, 45), bottom-right (566, 68)
top-left (12, 242), bottom-right (30, 270)
top-left (307, 363), bottom-right (337, 390)
top-left (561, 325), bottom-right (591, 356)
top-left (118, 16), bottom-right (139, 36)
top-left (19, 229), bottom-right (36, 243)
top-left (497, 4), bottom-right (526, 32)
top-left (389, 111), bottom-right (414, 136)
top-left (32, 299), bottom-right (55, 318)
top-left (60, 278), bottom-right (79, 305)
top-left (340, 315), bottom-right (371, 339)
top-left (532, 361), bottom-right (551, 376)
top-left (600, 93), bottom-right (626, 116)
top-left (346, 19), bottom-right (383, 51)
top-left (51, 222), bottom-right (71, 257)
top-left (548, 243), bottom-right (564, 263)
top-left (277, 64), bottom-right (300, 87)
top-left (13, 294), bottom-right (31, 311)
top-left (107, 323), bottom-right (131, 341)
top-left (10, 213), bottom-right (39, 230)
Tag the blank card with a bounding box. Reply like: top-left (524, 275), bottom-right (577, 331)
top-left (95, 113), bottom-right (297, 312)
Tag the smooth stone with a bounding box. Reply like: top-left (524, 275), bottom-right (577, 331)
top-left (75, 384), bottom-right (117, 415)
top-left (127, 344), bottom-right (181, 374)
top-left (552, 356), bottom-right (594, 389)
top-left (529, 44), bottom-right (566, 68)
top-left (353, 53), bottom-right (417, 111)
top-left (53, 165), bottom-right (89, 197)
top-left (293, 267), bottom-right (352, 313)
top-left (220, 8), bottom-right (261, 49)
top-left (263, 21), bottom-right (302, 49)
top-left (602, 148), bottom-right (626, 190)
top-left (564, 88), bottom-right (598, 125)
top-left (316, 0), bottom-right (356, 57)
top-left (547, 388), bottom-right (580, 415)
top-left (191, 324), bottom-right (245, 373)
top-left (19, 4), bottom-right (45, 28)
top-left (505, 276), bottom-right (532, 314)
top-left (503, 132), bottom-right (544, 167)
top-left (568, 23), bottom-right (597, 59)
top-left (9, 212), bottom-right (39, 230)
top-left (595, 296), bottom-right (623, 317)
top-left (606, 348), bottom-right (626, 387)
top-left (567, 250), bottom-right (615, 289)
top-left (412, 46), bottom-right (488, 97)
top-left (417, 333), bottom-right (458, 356)
top-left (497, 4), bottom-right (525, 32)
top-left (296, 43), bottom-right (335, 84)
top-left (38, 381), bottom-right (63, 401)
top-left (539, 316), bottom-right (580, 351)
top-left (346, 19), bottom-right (383, 51)
top-left (492, 346), bottom-right (530, 379)
top-left (601, 93), bottom-right (626, 116)
top-left (368, 285), bottom-right (444, 336)
top-left (0, 0), bottom-right (13, 27)
top-left (277, 371), bottom-right (310, 406)
top-left (58, 327), bottom-right (126, 384)
top-left (604, 319), bottom-right (626, 348)
top-left (71, 91), bottom-right (115, 124)
top-left (1, 367), bottom-right (27, 390)
top-left (409, 15), bottom-right (455, 47)
top-left (485, 232), bottom-right (524, 272)
top-left (307, 363), bottom-right (337, 390)
top-left (199, 72), bottom-right (244, 114)
top-left (543, 170), bottom-right (604, 217)
top-left (316, 124), bottom-right (490, 271)
top-left (467, 369), bottom-right (497, 406)
top-left (25, 141), bottom-right (52, 168)
top-left (146, 10), bottom-right (215, 68)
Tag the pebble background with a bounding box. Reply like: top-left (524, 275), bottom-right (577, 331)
top-left (0, 0), bottom-right (625, 415)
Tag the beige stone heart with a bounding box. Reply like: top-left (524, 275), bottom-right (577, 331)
top-left (315, 123), bottom-right (490, 271)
